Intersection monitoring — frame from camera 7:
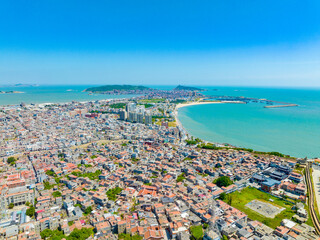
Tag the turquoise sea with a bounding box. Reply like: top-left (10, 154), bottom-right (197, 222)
top-left (178, 87), bottom-right (320, 159)
top-left (0, 85), bottom-right (137, 105)
top-left (1, 85), bottom-right (319, 158)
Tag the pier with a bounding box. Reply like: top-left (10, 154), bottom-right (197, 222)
top-left (204, 95), bottom-right (298, 109)
top-left (264, 104), bottom-right (298, 108)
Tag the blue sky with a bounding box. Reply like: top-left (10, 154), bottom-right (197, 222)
top-left (0, 0), bottom-right (320, 86)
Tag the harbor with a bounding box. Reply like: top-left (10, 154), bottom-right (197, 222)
top-left (204, 95), bottom-right (299, 108)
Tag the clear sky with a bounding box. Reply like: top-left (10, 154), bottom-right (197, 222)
top-left (0, 0), bottom-right (320, 86)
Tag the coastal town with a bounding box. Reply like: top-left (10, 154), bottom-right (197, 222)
top-left (0, 88), bottom-right (319, 240)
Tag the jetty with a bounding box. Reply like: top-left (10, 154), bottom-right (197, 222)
top-left (204, 95), bottom-right (298, 109)
top-left (264, 104), bottom-right (298, 108)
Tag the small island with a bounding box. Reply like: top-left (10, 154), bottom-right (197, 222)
top-left (0, 90), bottom-right (24, 94)
top-left (173, 85), bottom-right (205, 91)
top-left (84, 85), bottom-right (153, 94)
top-left (13, 83), bottom-right (39, 87)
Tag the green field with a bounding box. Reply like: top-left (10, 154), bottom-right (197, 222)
top-left (109, 103), bottom-right (126, 109)
top-left (138, 103), bottom-right (154, 108)
top-left (225, 187), bottom-right (295, 229)
top-left (139, 98), bottom-right (165, 103)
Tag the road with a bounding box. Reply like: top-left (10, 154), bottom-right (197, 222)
top-left (312, 165), bottom-right (320, 217)
top-left (305, 162), bottom-right (320, 235)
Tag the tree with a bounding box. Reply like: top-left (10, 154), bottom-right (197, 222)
top-left (131, 234), bottom-right (143, 240)
top-left (176, 173), bottom-right (186, 182)
top-left (26, 206), bottom-right (35, 217)
top-left (45, 170), bottom-right (56, 177)
top-left (40, 228), bottom-right (92, 240)
top-left (44, 181), bottom-right (55, 190)
top-left (40, 229), bottom-right (65, 240)
top-left (40, 229), bottom-right (53, 239)
top-left (118, 233), bottom-right (143, 240)
top-left (84, 206), bottom-right (92, 215)
top-left (118, 233), bottom-right (131, 240)
top-left (106, 187), bottom-right (123, 201)
top-left (213, 176), bottom-right (233, 188)
top-left (54, 177), bottom-right (61, 184)
top-left (7, 157), bottom-right (16, 165)
top-left (222, 235), bottom-right (228, 240)
top-left (219, 192), bottom-right (227, 201)
top-left (8, 203), bottom-right (14, 209)
top-left (67, 227), bottom-right (93, 240)
top-left (190, 225), bottom-right (203, 240)
top-left (52, 191), bottom-right (62, 198)
top-left (68, 221), bottom-right (74, 226)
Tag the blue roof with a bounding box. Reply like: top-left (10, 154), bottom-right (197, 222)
top-left (262, 178), bottom-right (281, 187)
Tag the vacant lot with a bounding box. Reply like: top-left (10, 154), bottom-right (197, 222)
top-left (246, 200), bottom-right (284, 218)
top-left (225, 187), bottom-right (295, 228)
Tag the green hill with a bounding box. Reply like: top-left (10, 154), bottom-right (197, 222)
top-left (84, 85), bottom-right (152, 93)
top-left (173, 85), bottom-right (204, 91)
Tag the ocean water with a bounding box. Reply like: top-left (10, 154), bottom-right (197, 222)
top-left (178, 87), bottom-right (320, 158)
top-left (0, 85), bottom-right (138, 105)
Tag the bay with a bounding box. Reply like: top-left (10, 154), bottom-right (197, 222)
top-left (178, 87), bottom-right (320, 158)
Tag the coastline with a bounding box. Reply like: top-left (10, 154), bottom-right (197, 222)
top-left (1, 92), bottom-right (316, 158)
top-left (173, 100), bottom-right (313, 158)
top-left (175, 101), bottom-right (221, 110)
top-left (174, 101), bottom-right (222, 141)
top-left (173, 101), bottom-right (295, 157)
top-left (0, 95), bottom-right (137, 107)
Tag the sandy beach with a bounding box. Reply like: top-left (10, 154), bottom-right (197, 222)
top-left (176, 101), bottom-right (221, 110)
top-left (173, 101), bottom-right (221, 140)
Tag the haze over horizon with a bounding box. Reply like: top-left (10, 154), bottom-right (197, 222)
top-left (1, 0), bottom-right (320, 87)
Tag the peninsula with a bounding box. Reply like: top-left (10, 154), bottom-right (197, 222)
top-left (84, 84), bottom-right (152, 94)
top-left (173, 85), bottom-right (205, 91)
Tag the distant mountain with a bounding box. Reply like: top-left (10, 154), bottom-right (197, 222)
top-left (13, 83), bottom-right (39, 87)
top-left (173, 85), bottom-right (204, 91)
top-left (84, 85), bottom-right (152, 93)
top-left (2, 83), bottom-right (40, 87)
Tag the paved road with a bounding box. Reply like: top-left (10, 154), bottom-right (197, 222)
top-left (305, 162), bottom-right (320, 235)
top-left (312, 165), bottom-right (320, 215)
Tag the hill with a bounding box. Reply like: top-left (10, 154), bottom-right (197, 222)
top-left (84, 85), bottom-right (152, 93)
top-left (173, 85), bottom-right (204, 91)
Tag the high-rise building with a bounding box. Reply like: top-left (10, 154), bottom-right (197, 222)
top-left (119, 110), bottom-right (127, 120)
top-left (145, 113), bottom-right (152, 125)
top-left (128, 112), bottom-right (138, 123)
top-left (137, 113), bottom-right (144, 123)
top-left (136, 105), bottom-right (145, 114)
top-left (126, 103), bottom-right (136, 112)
